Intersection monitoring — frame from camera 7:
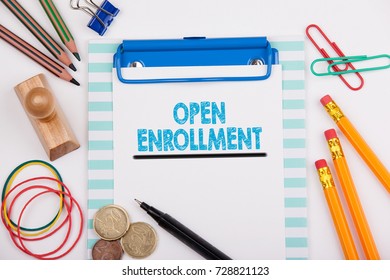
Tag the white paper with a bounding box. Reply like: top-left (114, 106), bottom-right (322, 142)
top-left (112, 65), bottom-right (285, 259)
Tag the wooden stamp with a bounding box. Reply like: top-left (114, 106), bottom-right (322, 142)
top-left (14, 73), bottom-right (80, 161)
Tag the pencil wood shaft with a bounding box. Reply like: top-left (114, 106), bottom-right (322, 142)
top-left (39, 0), bottom-right (80, 60)
top-left (322, 95), bottom-right (390, 194)
top-left (0, 24), bottom-right (78, 85)
top-left (338, 117), bottom-right (390, 194)
top-left (324, 186), bottom-right (359, 260)
top-left (1, 0), bottom-right (75, 69)
top-left (316, 161), bottom-right (359, 260)
top-left (325, 130), bottom-right (380, 259)
top-left (334, 156), bottom-right (380, 259)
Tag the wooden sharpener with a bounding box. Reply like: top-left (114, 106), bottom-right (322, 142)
top-left (14, 73), bottom-right (80, 161)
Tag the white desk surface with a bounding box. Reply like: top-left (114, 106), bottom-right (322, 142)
top-left (0, 0), bottom-right (389, 260)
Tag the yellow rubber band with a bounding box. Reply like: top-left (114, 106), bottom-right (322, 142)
top-left (2, 161), bottom-right (64, 237)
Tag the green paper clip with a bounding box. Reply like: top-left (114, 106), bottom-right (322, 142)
top-left (311, 54), bottom-right (390, 76)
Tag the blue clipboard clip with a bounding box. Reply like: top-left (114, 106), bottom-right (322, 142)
top-left (113, 37), bottom-right (279, 84)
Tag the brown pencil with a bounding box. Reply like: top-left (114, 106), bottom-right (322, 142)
top-left (0, 24), bottom-right (80, 86)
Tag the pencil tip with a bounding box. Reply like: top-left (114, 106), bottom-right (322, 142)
top-left (73, 52), bottom-right (81, 61)
top-left (69, 63), bottom-right (77, 71)
top-left (70, 78), bottom-right (80, 86)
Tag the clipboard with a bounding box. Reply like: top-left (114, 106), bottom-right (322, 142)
top-left (87, 36), bottom-right (308, 260)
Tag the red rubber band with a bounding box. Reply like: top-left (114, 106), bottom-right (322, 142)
top-left (10, 187), bottom-right (72, 258)
top-left (2, 177), bottom-right (73, 241)
top-left (13, 187), bottom-right (83, 260)
top-left (1, 177), bottom-right (83, 259)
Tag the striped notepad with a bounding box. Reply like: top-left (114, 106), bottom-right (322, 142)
top-left (87, 36), bottom-right (307, 259)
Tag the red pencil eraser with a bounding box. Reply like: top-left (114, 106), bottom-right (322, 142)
top-left (320, 95), bottom-right (333, 106)
top-left (324, 129), bottom-right (338, 140)
top-left (315, 159), bottom-right (328, 170)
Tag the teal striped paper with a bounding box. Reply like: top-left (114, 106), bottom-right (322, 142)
top-left (87, 37), bottom-right (307, 259)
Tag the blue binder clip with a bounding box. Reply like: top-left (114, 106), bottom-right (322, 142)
top-left (114, 37), bottom-right (278, 84)
top-left (70, 0), bottom-right (119, 36)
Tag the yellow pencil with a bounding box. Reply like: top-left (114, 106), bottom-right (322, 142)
top-left (315, 159), bottom-right (359, 260)
top-left (321, 95), bottom-right (390, 194)
top-left (325, 129), bottom-right (380, 259)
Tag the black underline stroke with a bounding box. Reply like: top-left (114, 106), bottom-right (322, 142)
top-left (133, 152), bottom-right (268, 160)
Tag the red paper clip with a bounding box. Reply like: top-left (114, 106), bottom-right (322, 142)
top-left (306, 24), bottom-right (364, 91)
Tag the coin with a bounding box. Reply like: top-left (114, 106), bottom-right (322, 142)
top-left (92, 239), bottom-right (123, 260)
top-left (121, 222), bottom-right (157, 258)
top-left (93, 204), bottom-right (130, 240)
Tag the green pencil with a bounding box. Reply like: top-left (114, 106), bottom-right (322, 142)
top-left (39, 0), bottom-right (81, 61)
top-left (1, 0), bottom-right (77, 70)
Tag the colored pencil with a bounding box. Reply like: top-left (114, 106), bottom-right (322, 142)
top-left (1, 0), bottom-right (76, 71)
top-left (0, 24), bottom-right (79, 86)
top-left (321, 95), bottom-right (390, 194)
top-left (315, 159), bottom-right (359, 260)
top-left (39, 0), bottom-right (80, 61)
top-left (325, 129), bottom-right (380, 259)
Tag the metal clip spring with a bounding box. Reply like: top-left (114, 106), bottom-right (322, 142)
top-left (70, 0), bottom-right (115, 28)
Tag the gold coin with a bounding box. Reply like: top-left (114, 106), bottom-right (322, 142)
top-left (121, 222), bottom-right (157, 258)
top-left (93, 204), bottom-right (130, 240)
